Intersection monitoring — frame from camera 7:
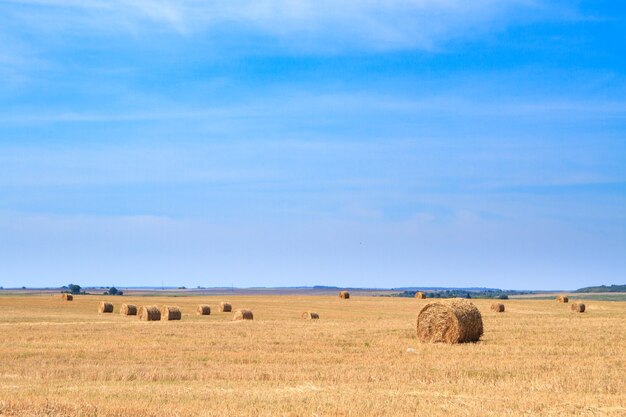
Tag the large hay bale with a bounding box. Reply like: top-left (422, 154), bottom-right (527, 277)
top-left (490, 303), bottom-right (505, 313)
top-left (556, 295), bottom-right (569, 303)
top-left (233, 309), bottom-right (253, 320)
top-left (161, 306), bottom-right (181, 321)
top-left (138, 305), bottom-right (161, 321)
top-left (61, 293), bottom-right (73, 301)
top-left (197, 305), bottom-right (211, 315)
top-left (98, 302), bottom-right (114, 313)
top-left (415, 292), bottom-right (426, 299)
top-left (219, 302), bottom-right (232, 312)
top-left (120, 304), bottom-right (137, 316)
top-left (339, 291), bottom-right (350, 299)
top-left (571, 302), bottom-right (586, 313)
top-left (416, 298), bottom-right (483, 344)
top-left (301, 312), bottom-right (319, 320)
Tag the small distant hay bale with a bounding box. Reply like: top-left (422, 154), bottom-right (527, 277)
top-left (161, 306), bottom-right (182, 321)
top-left (98, 302), bottom-right (114, 313)
top-left (556, 295), bottom-right (569, 303)
top-left (339, 291), bottom-right (350, 299)
top-left (120, 304), bottom-right (137, 316)
top-left (490, 303), bottom-right (505, 312)
top-left (416, 298), bottom-right (483, 344)
top-left (138, 305), bottom-right (161, 321)
top-left (301, 312), bottom-right (319, 320)
top-left (415, 291), bottom-right (426, 299)
top-left (571, 302), bottom-right (586, 313)
top-left (219, 302), bottom-right (232, 312)
top-left (197, 305), bottom-right (211, 315)
top-left (233, 309), bottom-right (253, 320)
top-left (61, 293), bottom-right (73, 301)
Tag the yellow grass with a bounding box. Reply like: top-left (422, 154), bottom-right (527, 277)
top-left (0, 295), bottom-right (625, 416)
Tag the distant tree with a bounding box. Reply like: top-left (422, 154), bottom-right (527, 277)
top-left (118, 291), bottom-right (123, 296)
top-left (178, 286), bottom-right (187, 290)
top-left (107, 287), bottom-right (119, 295)
top-left (68, 284), bottom-right (82, 294)
top-left (498, 294), bottom-right (509, 300)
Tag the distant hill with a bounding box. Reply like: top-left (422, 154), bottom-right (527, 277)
top-left (575, 284), bottom-right (626, 293)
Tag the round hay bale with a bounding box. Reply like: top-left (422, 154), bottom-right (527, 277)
top-left (416, 298), bottom-right (483, 344)
top-left (339, 291), bottom-right (350, 299)
top-left (571, 302), bottom-right (586, 313)
top-left (120, 304), bottom-right (137, 316)
top-left (415, 291), bottom-right (426, 299)
top-left (301, 312), bottom-right (319, 320)
top-left (556, 295), bottom-right (569, 303)
top-left (98, 302), bottom-right (114, 313)
top-left (161, 306), bottom-right (181, 321)
top-left (197, 305), bottom-right (211, 315)
top-left (219, 302), bottom-right (232, 312)
top-left (233, 309), bottom-right (253, 320)
top-left (490, 303), bottom-right (505, 313)
top-left (138, 305), bottom-right (161, 321)
top-left (61, 293), bottom-right (73, 301)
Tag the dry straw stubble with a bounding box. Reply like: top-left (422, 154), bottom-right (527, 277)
top-left (416, 298), bottom-right (484, 344)
top-left (120, 304), bottom-right (137, 316)
top-left (233, 309), bottom-right (253, 320)
top-left (197, 305), bottom-right (211, 315)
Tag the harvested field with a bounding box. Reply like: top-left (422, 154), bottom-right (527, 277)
top-left (0, 295), bottom-right (624, 416)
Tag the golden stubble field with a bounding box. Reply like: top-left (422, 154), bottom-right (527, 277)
top-left (0, 294), bottom-right (625, 416)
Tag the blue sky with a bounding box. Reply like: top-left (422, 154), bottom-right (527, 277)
top-left (1, 0), bottom-right (625, 289)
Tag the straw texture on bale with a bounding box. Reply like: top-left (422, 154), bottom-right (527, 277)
top-left (138, 305), bottom-right (161, 321)
top-left (197, 305), bottom-right (211, 315)
top-left (556, 295), bottom-right (569, 303)
top-left (415, 292), bottom-right (426, 299)
top-left (61, 293), bottom-right (73, 301)
top-left (301, 312), bottom-right (320, 320)
top-left (490, 303), bottom-right (505, 312)
top-left (571, 302), bottom-right (586, 313)
top-left (339, 291), bottom-right (350, 299)
top-left (120, 304), bottom-right (137, 316)
top-left (98, 302), bottom-right (114, 313)
top-left (233, 309), bottom-right (253, 320)
top-left (416, 298), bottom-right (483, 344)
top-left (219, 302), bottom-right (232, 312)
top-left (161, 306), bottom-right (182, 321)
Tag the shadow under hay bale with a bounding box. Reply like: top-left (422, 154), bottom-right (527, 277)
top-left (490, 303), bottom-right (505, 313)
top-left (61, 294), bottom-right (73, 301)
top-left (197, 305), bottom-right (211, 315)
top-left (415, 292), bottom-right (426, 299)
top-left (219, 302), bottom-right (232, 312)
top-left (233, 309), bottom-right (253, 320)
top-left (556, 295), bottom-right (569, 303)
top-left (416, 298), bottom-right (483, 344)
top-left (98, 302), bottom-right (114, 313)
top-left (161, 306), bottom-right (181, 321)
top-left (339, 291), bottom-right (350, 299)
top-left (120, 304), bottom-right (137, 316)
top-left (301, 312), bottom-right (319, 320)
top-left (571, 302), bottom-right (586, 313)
top-left (138, 305), bottom-right (161, 321)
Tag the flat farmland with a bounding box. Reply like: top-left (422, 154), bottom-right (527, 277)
top-left (0, 295), bottom-right (624, 416)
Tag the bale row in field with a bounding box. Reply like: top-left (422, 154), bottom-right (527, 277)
top-left (339, 291), bottom-right (350, 299)
top-left (98, 302), bottom-right (114, 313)
top-left (233, 309), bottom-right (253, 320)
top-left (416, 298), bottom-right (483, 344)
top-left (415, 291), bottom-right (426, 299)
top-left (197, 305), bottom-right (211, 315)
top-left (139, 305), bottom-right (161, 321)
top-left (571, 302), bottom-right (586, 313)
top-left (120, 304), bottom-right (137, 316)
top-left (61, 294), bottom-right (73, 301)
top-left (556, 295), bottom-right (569, 303)
top-left (491, 303), bottom-right (505, 313)
top-left (302, 312), bottom-right (319, 320)
top-left (219, 302), bottom-right (232, 312)
top-left (161, 306), bottom-right (181, 321)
